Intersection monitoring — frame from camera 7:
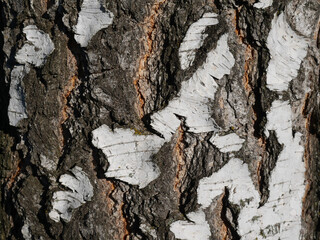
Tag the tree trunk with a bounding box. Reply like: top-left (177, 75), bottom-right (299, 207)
top-left (0, 0), bottom-right (319, 239)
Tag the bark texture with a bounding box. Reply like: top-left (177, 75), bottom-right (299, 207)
top-left (0, 0), bottom-right (319, 239)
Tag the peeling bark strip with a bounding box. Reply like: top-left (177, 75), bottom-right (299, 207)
top-left (151, 33), bottom-right (235, 140)
top-left (1, 0), bottom-right (320, 239)
top-left (179, 12), bottom-right (219, 70)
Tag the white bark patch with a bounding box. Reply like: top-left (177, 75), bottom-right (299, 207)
top-left (8, 66), bottom-right (30, 126)
top-left (15, 25), bottom-right (54, 67)
top-left (197, 158), bottom-right (259, 209)
top-left (171, 137), bottom-right (247, 239)
top-left (250, 100), bottom-right (305, 239)
top-left (140, 223), bottom-right (158, 238)
top-left (151, 34), bottom-right (235, 141)
top-left (170, 11), bottom-right (307, 240)
top-left (40, 154), bottom-right (57, 171)
top-left (9, 25), bottom-right (54, 126)
top-left (266, 13), bottom-right (309, 92)
top-left (200, 159), bottom-right (261, 239)
top-left (170, 210), bottom-right (211, 240)
top-left (253, 0), bottom-right (273, 9)
top-left (21, 221), bottom-right (32, 240)
top-left (179, 13), bottom-right (219, 70)
top-left (209, 133), bottom-right (245, 153)
top-left (92, 125), bottom-right (164, 188)
top-left (239, 100), bottom-right (305, 239)
top-left (49, 167), bottom-right (94, 222)
top-left (74, 0), bottom-right (114, 47)
top-left (195, 101), bottom-right (305, 239)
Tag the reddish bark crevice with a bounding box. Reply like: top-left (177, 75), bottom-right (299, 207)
top-left (89, 155), bottom-right (129, 239)
top-left (173, 125), bottom-right (186, 198)
top-left (58, 48), bottom-right (78, 151)
top-left (6, 155), bottom-right (21, 190)
top-left (232, 7), bottom-right (245, 44)
top-left (40, 0), bottom-right (48, 12)
top-left (243, 45), bottom-right (254, 96)
top-left (211, 188), bottom-right (240, 240)
top-left (133, 0), bottom-right (167, 118)
top-left (120, 202), bottom-right (130, 240)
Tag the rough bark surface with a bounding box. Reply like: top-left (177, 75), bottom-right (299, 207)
top-left (0, 0), bottom-right (319, 239)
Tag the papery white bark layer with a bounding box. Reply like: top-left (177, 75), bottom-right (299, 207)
top-left (170, 210), bottom-right (211, 240)
top-left (210, 133), bottom-right (245, 153)
top-left (92, 125), bottom-right (164, 188)
top-left (9, 25), bottom-right (54, 126)
top-left (8, 66), bottom-right (29, 126)
top-left (254, 0), bottom-right (273, 9)
top-left (151, 34), bottom-right (235, 141)
top-left (49, 167), bottom-right (94, 222)
top-left (15, 25), bottom-right (54, 67)
top-left (196, 101), bottom-right (305, 240)
top-left (266, 13), bottom-right (308, 92)
top-left (179, 13), bottom-right (219, 70)
top-left (74, 0), bottom-right (114, 47)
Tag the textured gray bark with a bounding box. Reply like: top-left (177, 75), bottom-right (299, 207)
top-left (0, 0), bottom-right (319, 239)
